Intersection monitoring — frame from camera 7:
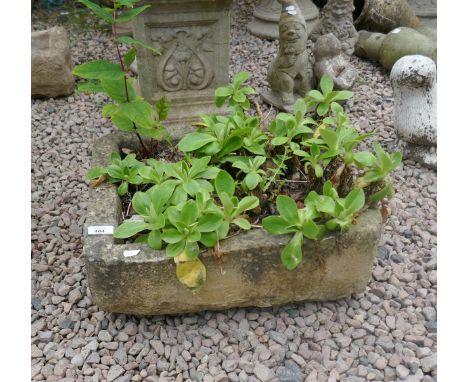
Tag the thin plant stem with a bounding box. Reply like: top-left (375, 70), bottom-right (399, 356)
top-left (112, 2), bottom-right (149, 157)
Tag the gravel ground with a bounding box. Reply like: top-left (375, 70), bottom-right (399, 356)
top-left (31, 1), bottom-right (436, 381)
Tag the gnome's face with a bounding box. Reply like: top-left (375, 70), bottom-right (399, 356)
top-left (280, 21), bottom-right (306, 43)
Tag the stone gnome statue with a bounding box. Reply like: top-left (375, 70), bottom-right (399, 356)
top-left (320, 0), bottom-right (358, 55)
top-left (313, 33), bottom-right (357, 90)
top-left (390, 55), bottom-right (437, 169)
top-left (262, 0), bottom-right (314, 112)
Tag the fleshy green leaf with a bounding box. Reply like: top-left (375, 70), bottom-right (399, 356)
top-left (73, 60), bottom-right (125, 80)
top-left (215, 86), bottom-right (233, 97)
top-left (233, 218), bottom-right (251, 230)
top-left (320, 74), bottom-right (334, 95)
top-left (316, 102), bottom-right (330, 117)
top-left (215, 170), bottom-right (235, 198)
top-left (234, 71), bottom-right (249, 86)
top-left (178, 132), bottom-right (216, 152)
top-left (200, 232), bottom-right (218, 247)
top-left (166, 240), bottom-right (186, 257)
top-left (78, 0), bottom-right (113, 23)
top-left (353, 151), bottom-right (375, 167)
top-left (77, 81), bottom-right (104, 93)
top-left (101, 78), bottom-right (136, 103)
top-left (344, 188), bottom-right (365, 214)
top-left (131, 191), bottom-right (150, 216)
top-left (276, 195), bottom-right (299, 224)
top-left (114, 220), bottom-right (149, 238)
top-left (181, 201), bottom-right (199, 226)
top-left (262, 216), bottom-right (292, 235)
top-left (162, 229), bottom-right (184, 244)
top-left (244, 172), bottom-right (259, 190)
top-left (120, 99), bottom-right (153, 129)
top-left (235, 196), bottom-right (259, 214)
top-left (281, 232), bottom-right (303, 270)
top-left (111, 110), bottom-right (134, 131)
top-left (117, 181), bottom-right (128, 196)
top-left (118, 36), bottom-right (160, 55)
top-left (147, 229), bottom-right (162, 250)
top-left (86, 166), bottom-right (106, 180)
top-left (124, 47), bottom-right (137, 68)
top-left (116, 5), bottom-right (150, 23)
top-left (198, 214), bottom-right (222, 232)
top-left (155, 96), bottom-right (171, 121)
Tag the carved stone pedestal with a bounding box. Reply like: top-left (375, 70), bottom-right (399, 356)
top-left (248, 0), bottom-right (320, 40)
top-left (133, 0), bottom-right (231, 138)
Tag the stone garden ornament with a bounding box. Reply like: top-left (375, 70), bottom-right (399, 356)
top-left (263, 0), bottom-right (314, 112)
top-left (31, 26), bottom-right (74, 98)
top-left (313, 33), bottom-right (357, 90)
top-left (390, 55), bottom-right (436, 169)
top-left (355, 27), bottom-right (437, 71)
top-left (320, 0), bottom-right (358, 55)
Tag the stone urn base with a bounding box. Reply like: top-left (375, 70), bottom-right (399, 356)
top-left (397, 139), bottom-right (436, 170)
top-left (84, 133), bottom-right (384, 315)
top-left (248, 0), bottom-right (320, 40)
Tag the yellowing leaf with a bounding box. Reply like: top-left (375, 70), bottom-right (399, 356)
top-left (313, 123), bottom-right (326, 139)
top-left (175, 258), bottom-right (206, 291)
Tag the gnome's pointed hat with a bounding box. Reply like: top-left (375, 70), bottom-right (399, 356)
top-left (279, 0), bottom-right (306, 28)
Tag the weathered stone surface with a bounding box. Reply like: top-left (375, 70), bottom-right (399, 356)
top-left (313, 33), bottom-right (357, 90)
top-left (247, 0), bottom-right (320, 40)
top-left (32, 26), bottom-right (74, 98)
top-left (390, 55), bottom-right (437, 169)
top-left (133, 0), bottom-right (232, 139)
top-left (83, 133), bottom-right (383, 315)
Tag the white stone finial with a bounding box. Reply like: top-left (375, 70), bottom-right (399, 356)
top-left (390, 55), bottom-right (437, 169)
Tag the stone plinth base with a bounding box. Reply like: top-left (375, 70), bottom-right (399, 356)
top-left (133, 0), bottom-right (231, 138)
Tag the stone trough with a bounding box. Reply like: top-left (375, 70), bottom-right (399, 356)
top-left (84, 133), bottom-right (384, 315)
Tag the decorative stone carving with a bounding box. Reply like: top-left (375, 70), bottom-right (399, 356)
top-left (31, 26), bottom-right (74, 98)
top-left (262, 1), bottom-right (314, 112)
top-left (320, 0), bottom-right (358, 55)
top-left (248, 0), bottom-right (320, 40)
top-left (354, 27), bottom-right (437, 71)
top-left (390, 55), bottom-right (436, 169)
top-left (133, 0), bottom-right (231, 139)
top-left (152, 28), bottom-right (214, 92)
top-left (313, 33), bottom-right (357, 90)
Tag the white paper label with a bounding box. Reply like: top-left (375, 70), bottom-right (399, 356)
top-left (87, 225), bottom-right (114, 235)
top-left (286, 5), bottom-right (297, 15)
top-left (123, 250), bottom-right (140, 258)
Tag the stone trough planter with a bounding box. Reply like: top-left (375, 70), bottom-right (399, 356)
top-left (84, 133), bottom-right (384, 315)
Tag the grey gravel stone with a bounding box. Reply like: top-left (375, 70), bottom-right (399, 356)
top-left (279, 361), bottom-right (304, 382)
top-left (107, 365), bottom-right (125, 381)
top-left (254, 364), bottom-right (274, 381)
top-left (420, 353), bottom-right (436, 373)
top-left (269, 331), bottom-right (287, 345)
